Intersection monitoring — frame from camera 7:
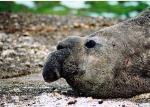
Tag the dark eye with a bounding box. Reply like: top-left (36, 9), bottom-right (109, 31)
top-left (57, 44), bottom-right (64, 50)
top-left (85, 40), bottom-right (96, 48)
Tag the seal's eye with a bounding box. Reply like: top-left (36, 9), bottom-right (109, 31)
top-left (85, 40), bottom-right (96, 48)
top-left (57, 44), bottom-right (64, 50)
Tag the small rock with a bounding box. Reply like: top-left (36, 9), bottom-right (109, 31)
top-left (53, 89), bottom-right (60, 92)
top-left (80, 23), bottom-right (90, 29)
top-left (14, 23), bottom-right (20, 29)
top-left (0, 102), bottom-right (5, 106)
top-left (122, 105), bottom-right (126, 107)
top-left (13, 88), bottom-right (21, 93)
top-left (6, 57), bottom-right (14, 61)
top-left (37, 62), bottom-right (43, 67)
top-left (29, 49), bottom-right (35, 54)
top-left (27, 103), bottom-right (31, 106)
top-left (10, 14), bottom-right (18, 18)
top-left (73, 22), bottom-right (81, 28)
top-left (61, 91), bottom-right (67, 95)
top-left (25, 62), bottom-right (31, 67)
top-left (10, 64), bottom-right (16, 68)
top-left (57, 97), bottom-right (62, 100)
top-left (22, 96), bottom-right (28, 100)
top-left (1, 49), bottom-right (16, 57)
top-left (98, 100), bottom-right (103, 104)
top-left (11, 96), bottom-right (19, 103)
top-left (23, 32), bottom-right (31, 36)
top-left (19, 36), bottom-right (34, 45)
top-left (53, 92), bottom-right (61, 97)
top-left (0, 33), bottom-right (8, 41)
top-left (0, 42), bottom-right (3, 50)
top-left (31, 42), bottom-right (41, 48)
top-left (0, 61), bottom-right (2, 65)
top-left (68, 99), bottom-right (77, 105)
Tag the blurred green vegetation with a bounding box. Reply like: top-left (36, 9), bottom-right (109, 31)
top-left (0, 1), bottom-right (149, 19)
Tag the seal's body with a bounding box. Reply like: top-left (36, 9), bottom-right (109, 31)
top-left (43, 9), bottom-right (150, 98)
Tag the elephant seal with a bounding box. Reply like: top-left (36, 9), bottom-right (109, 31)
top-left (43, 8), bottom-right (150, 98)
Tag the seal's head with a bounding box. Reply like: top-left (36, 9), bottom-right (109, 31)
top-left (43, 35), bottom-right (122, 97)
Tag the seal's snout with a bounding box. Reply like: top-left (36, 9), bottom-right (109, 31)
top-left (43, 36), bottom-right (82, 83)
top-left (43, 49), bottom-right (70, 83)
top-left (42, 52), bottom-right (61, 82)
top-left (43, 64), bottom-right (61, 83)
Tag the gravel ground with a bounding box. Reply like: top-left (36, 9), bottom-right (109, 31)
top-left (0, 13), bottom-right (149, 107)
top-left (0, 73), bottom-right (150, 107)
top-left (0, 73), bottom-right (149, 107)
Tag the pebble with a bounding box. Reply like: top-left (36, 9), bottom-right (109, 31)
top-left (0, 41), bottom-right (3, 49)
top-left (37, 62), bottom-right (43, 67)
top-left (122, 105), bottom-right (126, 107)
top-left (68, 99), bottom-right (77, 105)
top-left (0, 33), bottom-right (8, 41)
top-left (1, 49), bottom-right (16, 57)
top-left (11, 96), bottom-right (20, 103)
top-left (0, 102), bottom-right (5, 106)
top-left (25, 62), bottom-right (31, 67)
top-left (22, 32), bottom-right (31, 36)
top-left (98, 100), bottom-right (103, 104)
top-left (10, 14), bottom-right (18, 18)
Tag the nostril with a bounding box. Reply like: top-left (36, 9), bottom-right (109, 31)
top-left (57, 44), bottom-right (65, 50)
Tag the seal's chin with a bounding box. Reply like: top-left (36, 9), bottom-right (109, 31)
top-left (42, 49), bottom-right (70, 83)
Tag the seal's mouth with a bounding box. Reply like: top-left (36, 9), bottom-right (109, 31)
top-left (42, 49), bottom-right (70, 83)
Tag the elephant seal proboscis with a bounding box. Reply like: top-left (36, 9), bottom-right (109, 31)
top-left (43, 8), bottom-right (150, 98)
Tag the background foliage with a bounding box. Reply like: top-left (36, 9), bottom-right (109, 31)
top-left (0, 1), bottom-right (149, 19)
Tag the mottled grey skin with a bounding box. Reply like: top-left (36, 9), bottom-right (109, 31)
top-left (43, 9), bottom-right (150, 98)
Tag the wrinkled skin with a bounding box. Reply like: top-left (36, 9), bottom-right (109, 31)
top-left (43, 9), bottom-right (150, 98)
